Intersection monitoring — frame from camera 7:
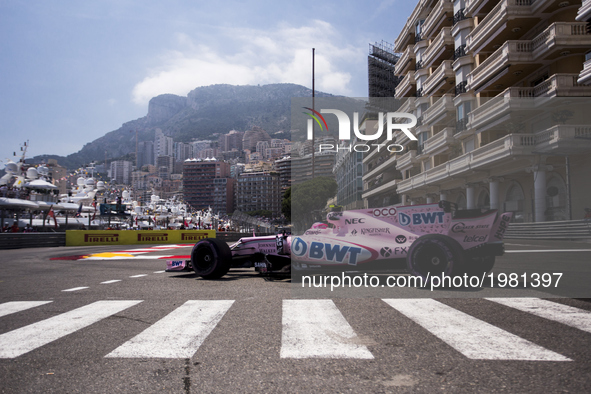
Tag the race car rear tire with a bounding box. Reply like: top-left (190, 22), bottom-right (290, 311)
top-left (406, 234), bottom-right (464, 284)
top-left (191, 238), bottom-right (231, 279)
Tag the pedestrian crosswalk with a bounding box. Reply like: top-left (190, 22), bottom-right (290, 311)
top-left (0, 298), bottom-right (589, 361)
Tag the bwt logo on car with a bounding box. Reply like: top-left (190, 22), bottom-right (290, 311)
top-left (291, 237), bottom-right (365, 265)
top-left (303, 107), bottom-right (417, 153)
top-left (398, 211), bottom-right (445, 226)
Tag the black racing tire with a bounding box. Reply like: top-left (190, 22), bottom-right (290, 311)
top-left (191, 238), bottom-right (231, 279)
top-left (406, 234), bottom-right (465, 284)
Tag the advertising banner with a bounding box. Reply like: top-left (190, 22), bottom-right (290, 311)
top-left (65, 230), bottom-right (215, 246)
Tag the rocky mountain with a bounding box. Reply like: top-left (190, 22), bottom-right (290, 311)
top-left (29, 83), bottom-right (336, 169)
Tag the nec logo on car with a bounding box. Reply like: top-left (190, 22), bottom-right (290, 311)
top-left (345, 218), bottom-right (365, 225)
top-left (398, 212), bottom-right (445, 226)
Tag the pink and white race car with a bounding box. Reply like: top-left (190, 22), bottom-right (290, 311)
top-left (168, 202), bottom-right (512, 280)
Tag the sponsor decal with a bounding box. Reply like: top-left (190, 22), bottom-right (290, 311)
top-left (84, 233), bottom-right (119, 243)
top-left (345, 218), bottom-right (365, 225)
top-left (380, 247), bottom-right (392, 257)
top-left (308, 242), bottom-right (363, 265)
top-left (350, 229), bottom-right (358, 236)
top-left (292, 237), bottom-right (365, 265)
top-left (360, 227), bottom-right (390, 236)
top-left (137, 233), bottom-right (169, 242)
top-left (372, 207), bottom-right (397, 217)
top-left (379, 246), bottom-right (408, 257)
top-left (451, 222), bottom-right (490, 233)
top-left (463, 234), bottom-right (488, 242)
top-left (291, 237), bottom-right (308, 257)
top-left (495, 214), bottom-right (511, 239)
top-left (395, 235), bottom-right (407, 244)
top-left (327, 212), bottom-right (343, 221)
top-left (305, 230), bottom-right (322, 235)
top-left (398, 211), bottom-right (445, 226)
top-left (180, 232), bottom-right (210, 241)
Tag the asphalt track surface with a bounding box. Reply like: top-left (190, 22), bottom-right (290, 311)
top-left (0, 239), bottom-right (590, 393)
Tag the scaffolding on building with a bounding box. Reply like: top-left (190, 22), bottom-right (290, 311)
top-left (368, 40), bottom-right (400, 98)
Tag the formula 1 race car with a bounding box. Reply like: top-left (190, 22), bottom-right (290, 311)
top-left (167, 202), bottom-right (512, 280)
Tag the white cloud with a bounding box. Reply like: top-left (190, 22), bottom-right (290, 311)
top-left (131, 20), bottom-right (363, 105)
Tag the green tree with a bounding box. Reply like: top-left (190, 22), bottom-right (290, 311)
top-left (291, 176), bottom-right (337, 232)
top-left (281, 187), bottom-right (291, 221)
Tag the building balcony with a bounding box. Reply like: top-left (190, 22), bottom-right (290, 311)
top-left (396, 150), bottom-right (418, 172)
top-left (397, 133), bottom-right (537, 193)
top-left (578, 57), bottom-right (591, 85)
top-left (467, 0), bottom-right (536, 54)
top-left (397, 97), bottom-right (416, 114)
top-left (395, 44), bottom-right (415, 75)
top-left (533, 73), bottom-right (591, 97)
top-left (423, 94), bottom-right (455, 126)
top-left (577, 0), bottom-right (591, 21)
top-left (467, 40), bottom-right (533, 92)
top-left (470, 74), bottom-right (591, 131)
top-left (531, 22), bottom-right (591, 60)
top-left (422, 0), bottom-right (454, 39)
top-left (534, 125), bottom-right (591, 155)
top-left (395, 70), bottom-right (416, 98)
top-left (423, 127), bottom-right (455, 155)
top-left (469, 23), bottom-right (591, 92)
top-left (363, 153), bottom-right (397, 181)
top-left (422, 60), bottom-right (455, 96)
top-left (362, 178), bottom-right (399, 200)
top-left (421, 27), bottom-right (454, 69)
top-left (469, 87), bottom-right (536, 131)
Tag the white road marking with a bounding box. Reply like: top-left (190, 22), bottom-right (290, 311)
top-left (280, 299), bottom-right (374, 359)
top-left (487, 298), bottom-right (591, 334)
top-left (0, 300), bottom-right (142, 358)
top-left (153, 270), bottom-right (166, 273)
top-left (382, 299), bottom-right (570, 361)
top-left (62, 287), bottom-right (89, 292)
top-left (0, 301), bottom-right (52, 318)
top-left (129, 274), bottom-right (147, 278)
top-left (505, 249), bottom-right (591, 253)
top-left (106, 300), bottom-right (234, 358)
top-left (100, 280), bottom-right (122, 284)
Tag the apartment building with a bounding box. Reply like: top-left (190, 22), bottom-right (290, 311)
top-left (363, 0), bottom-right (591, 222)
top-left (235, 171), bottom-right (281, 216)
top-left (183, 159), bottom-right (233, 212)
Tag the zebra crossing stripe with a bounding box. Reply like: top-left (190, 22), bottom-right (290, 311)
top-left (280, 299), bottom-right (374, 359)
top-left (487, 298), bottom-right (591, 334)
top-left (382, 299), bottom-right (571, 361)
top-left (0, 300), bottom-right (142, 358)
top-left (0, 301), bottom-right (52, 318)
top-left (105, 300), bottom-right (234, 358)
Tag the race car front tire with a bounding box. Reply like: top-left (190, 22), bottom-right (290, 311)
top-left (191, 238), bottom-right (231, 279)
top-left (406, 234), bottom-right (464, 283)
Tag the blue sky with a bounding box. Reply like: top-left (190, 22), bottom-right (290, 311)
top-left (0, 0), bottom-right (413, 168)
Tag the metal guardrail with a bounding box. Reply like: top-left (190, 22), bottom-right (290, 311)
top-left (0, 233), bottom-right (66, 249)
top-left (505, 219), bottom-right (591, 240)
